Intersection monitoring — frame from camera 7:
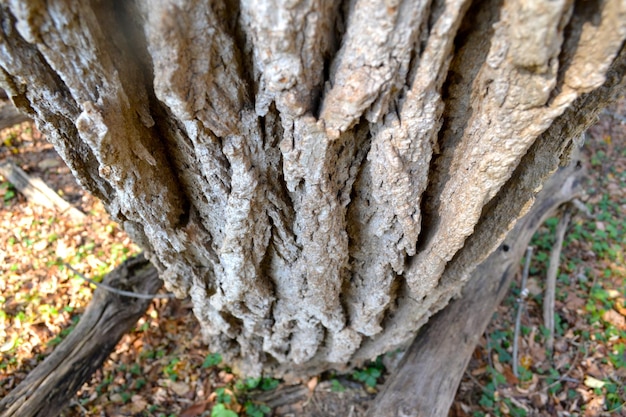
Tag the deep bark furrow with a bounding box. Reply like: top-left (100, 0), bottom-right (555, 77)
top-left (1, 0), bottom-right (624, 378)
top-left (240, 0), bottom-right (338, 118)
top-left (405, 0), bottom-right (624, 300)
top-left (355, 43), bottom-right (626, 362)
top-left (142, 0), bottom-right (235, 246)
top-left (344, 0), bottom-right (468, 337)
top-left (319, 0), bottom-right (429, 138)
top-left (7, 1), bottom-right (188, 275)
top-left (141, 1), bottom-right (279, 355)
top-left (421, 0), bottom-right (501, 234)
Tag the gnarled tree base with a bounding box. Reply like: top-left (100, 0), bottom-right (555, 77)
top-left (0, 147), bottom-right (591, 417)
top-left (0, 0), bottom-right (624, 378)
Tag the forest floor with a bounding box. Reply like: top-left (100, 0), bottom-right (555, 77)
top-left (1, 98), bottom-right (625, 417)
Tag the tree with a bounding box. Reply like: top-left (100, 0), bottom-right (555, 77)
top-left (0, 0), bottom-right (624, 381)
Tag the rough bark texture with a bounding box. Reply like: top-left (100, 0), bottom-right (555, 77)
top-left (0, 0), bottom-right (624, 378)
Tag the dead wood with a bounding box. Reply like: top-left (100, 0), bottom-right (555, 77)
top-left (0, 99), bottom-right (29, 131)
top-left (0, 160), bottom-right (85, 220)
top-left (544, 209), bottom-right (572, 352)
top-left (0, 254), bottom-right (161, 417)
top-left (366, 154), bottom-right (586, 417)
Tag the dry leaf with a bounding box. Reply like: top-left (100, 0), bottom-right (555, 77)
top-left (109, 393), bottom-right (124, 403)
top-left (584, 396), bottom-right (605, 417)
top-left (471, 365), bottom-right (488, 376)
top-left (33, 240), bottom-right (48, 252)
top-left (530, 392), bottom-right (548, 408)
top-left (37, 158), bottom-right (60, 170)
top-left (606, 289), bottom-right (620, 299)
top-left (492, 354), bottom-right (504, 373)
top-left (130, 395), bottom-right (148, 413)
top-left (583, 376), bottom-right (605, 389)
top-left (565, 292), bottom-right (586, 311)
top-left (520, 355), bottom-right (533, 369)
top-left (602, 309), bottom-right (626, 329)
top-left (526, 277), bottom-right (543, 297)
top-left (502, 365), bottom-right (519, 385)
top-left (180, 401), bottom-right (210, 417)
top-left (614, 298), bottom-right (626, 316)
top-left (307, 376), bottom-right (318, 391)
top-left (169, 380), bottom-right (191, 396)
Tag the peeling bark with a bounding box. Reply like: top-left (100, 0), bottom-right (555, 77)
top-left (0, 0), bottom-right (624, 378)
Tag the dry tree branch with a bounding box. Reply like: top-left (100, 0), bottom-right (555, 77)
top-left (543, 209), bottom-right (572, 353)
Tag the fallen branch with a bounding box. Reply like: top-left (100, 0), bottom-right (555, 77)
top-left (513, 247), bottom-right (534, 377)
top-left (0, 99), bottom-right (29, 131)
top-left (66, 262), bottom-right (175, 300)
top-left (544, 208), bottom-right (572, 353)
top-left (366, 154), bottom-right (585, 417)
top-left (0, 254), bottom-right (161, 417)
top-left (0, 160), bottom-right (85, 220)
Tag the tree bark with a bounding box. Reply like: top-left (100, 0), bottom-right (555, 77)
top-left (0, 255), bottom-right (160, 417)
top-left (0, 0), bottom-right (624, 378)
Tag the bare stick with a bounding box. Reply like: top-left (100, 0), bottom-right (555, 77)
top-left (65, 263), bottom-right (175, 299)
top-left (543, 209), bottom-right (572, 353)
top-left (513, 246), bottom-right (534, 377)
top-left (0, 99), bottom-right (30, 130)
top-left (0, 160), bottom-right (85, 220)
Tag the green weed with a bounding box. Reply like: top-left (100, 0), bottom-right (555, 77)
top-left (352, 356), bottom-right (384, 388)
top-left (202, 352), bottom-right (223, 368)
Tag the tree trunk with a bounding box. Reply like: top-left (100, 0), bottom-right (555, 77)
top-left (0, 0), bottom-right (624, 378)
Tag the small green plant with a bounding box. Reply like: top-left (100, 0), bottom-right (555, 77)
top-left (259, 377), bottom-right (279, 391)
top-left (330, 378), bottom-right (345, 392)
top-left (215, 387), bottom-right (233, 404)
top-left (609, 343), bottom-right (626, 368)
top-left (130, 363), bottom-right (142, 376)
top-left (517, 366), bottom-right (533, 382)
top-left (475, 368), bottom-right (528, 417)
top-left (605, 381), bottom-right (625, 412)
top-left (352, 357), bottom-right (384, 388)
top-left (487, 329), bottom-right (513, 364)
top-left (163, 358), bottom-right (180, 381)
top-left (244, 401), bottom-right (271, 417)
top-left (203, 352), bottom-right (223, 368)
top-left (211, 403), bottom-right (238, 417)
top-left (96, 373), bottom-right (114, 394)
top-left (234, 377), bottom-right (280, 392)
top-left (1, 181), bottom-right (16, 203)
top-left (134, 378), bottom-right (146, 390)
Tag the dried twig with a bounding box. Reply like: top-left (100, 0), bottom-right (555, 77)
top-left (66, 263), bottom-right (175, 300)
top-left (543, 209), bottom-right (572, 353)
top-left (513, 246), bottom-right (534, 377)
top-left (521, 348), bottom-right (583, 397)
top-left (571, 198), bottom-right (593, 218)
